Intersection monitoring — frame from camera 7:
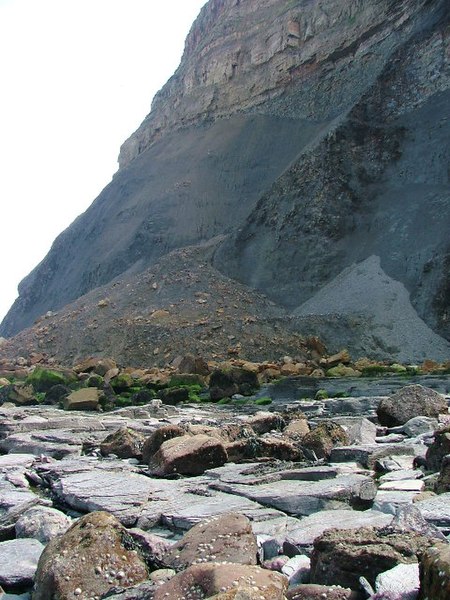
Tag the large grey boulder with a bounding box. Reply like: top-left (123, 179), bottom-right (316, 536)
top-left (0, 538), bottom-right (44, 590)
top-left (15, 506), bottom-right (72, 543)
top-left (148, 434), bottom-right (228, 476)
top-left (377, 385), bottom-right (447, 427)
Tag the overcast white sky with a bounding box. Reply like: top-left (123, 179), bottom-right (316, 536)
top-left (0, 0), bottom-right (206, 325)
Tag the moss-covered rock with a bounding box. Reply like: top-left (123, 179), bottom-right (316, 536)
top-left (26, 368), bottom-right (68, 393)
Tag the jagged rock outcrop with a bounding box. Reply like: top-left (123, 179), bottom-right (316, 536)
top-left (1, 0), bottom-right (449, 363)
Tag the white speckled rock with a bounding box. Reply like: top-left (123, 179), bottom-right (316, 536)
top-left (375, 562), bottom-right (419, 600)
top-left (15, 506), bottom-right (72, 543)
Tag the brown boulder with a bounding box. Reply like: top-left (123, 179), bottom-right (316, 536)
top-left (287, 584), bottom-right (359, 600)
top-left (163, 513), bottom-right (258, 570)
top-left (377, 384), bottom-right (447, 427)
top-left (302, 421), bottom-right (349, 460)
top-left (419, 542), bottom-right (450, 600)
top-left (436, 454), bottom-right (450, 493)
top-left (284, 419), bottom-right (310, 440)
top-left (63, 387), bottom-right (101, 411)
top-left (73, 357), bottom-right (117, 375)
top-left (33, 511), bottom-right (148, 600)
top-left (246, 412), bottom-right (285, 435)
top-left (142, 424), bottom-right (185, 463)
top-left (426, 424), bottom-right (450, 471)
top-left (100, 427), bottom-right (145, 459)
top-left (153, 562), bottom-right (288, 600)
top-left (310, 526), bottom-right (432, 589)
top-left (149, 434), bottom-right (228, 476)
top-left (177, 354), bottom-right (210, 375)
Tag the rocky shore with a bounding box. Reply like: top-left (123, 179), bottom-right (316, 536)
top-left (0, 353), bottom-right (449, 599)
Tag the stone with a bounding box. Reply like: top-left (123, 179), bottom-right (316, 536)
top-left (401, 416), bottom-right (439, 437)
top-left (149, 434), bottom-right (228, 476)
top-left (377, 385), bottom-right (447, 427)
top-left (284, 418), bottom-right (310, 439)
top-left (100, 427), bottom-right (145, 459)
top-left (322, 350), bottom-right (351, 368)
top-left (414, 492), bottom-right (450, 532)
top-left (329, 416), bottom-right (377, 444)
top-left (301, 421), bottom-right (349, 459)
top-left (26, 367), bottom-right (68, 393)
top-left (15, 506), bottom-right (72, 543)
top-left (281, 555), bottom-right (310, 586)
top-left (1, 384), bottom-right (36, 406)
top-left (378, 479), bottom-right (425, 492)
top-left (375, 562), bottom-right (419, 600)
top-left (163, 513), bottom-right (258, 570)
top-left (126, 528), bottom-right (172, 569)
top-left (245, 412), bottom-right (285, 435)
top-left (0, 538), bottom-right (44, 590)
top-left (426, 424), bottom-right (450, 471)
top-left (159, 387), bottom-right (189, 405)
top-left (73, 357), bottom-right (117, 375)
top-left (142, 424), bottom-right (185, 463)
top-left (176, 354), bottom-right (210, 375)
top-left (285, 509), bottom-right (393, 549)
top-left (33, 511), bottom-right (148, 600)
top-left (63, 387), bottom-right (101, 411)
top-left (210, 367), bottom-right (259, 401)
top-left (43, 384), bottom-right (71, 405)
top-left (310, 527), bottom-right (432, 589)
top-left (436, 454), bottom-right (450, 493)
top-left (152, 562), bottom-right (288, 600)
top-left (211, 474), bottom-right (376, 516)
top-left (326, 365), bottom-right (361, 378)
top-left (286, 584), bottom-right (359, 600)
top-left (419, 542), bottom-right (450, 600)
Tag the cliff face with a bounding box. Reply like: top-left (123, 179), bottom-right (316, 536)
top-left (1, 0), bottom-right (449, 362)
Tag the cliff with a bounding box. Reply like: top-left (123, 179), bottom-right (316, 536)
top-left (1, 0), bottom-right (449, 363)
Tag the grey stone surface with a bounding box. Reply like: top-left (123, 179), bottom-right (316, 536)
top-left (285, 509), bottom-right (393, 548)
top-left (375, 563), bottom-right (419, 600)
top-left (15, 506), bottom-right (72, 543)
top-left (210, 474), bottom-right (376, 516)
top-left (0, 538), bottom-right (44, 590)
top-left (414, 492), bottom-right (450, 532)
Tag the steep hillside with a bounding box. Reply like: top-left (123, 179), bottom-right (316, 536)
top-left (1, 0), bottom-right (449, 363)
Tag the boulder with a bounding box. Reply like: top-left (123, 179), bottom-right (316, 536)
top-left (284, 418), bottom-right (310, 440)
top-left (286, 584), bottom-right (359, 600)
top-left (141, 424), bottom-right (185, 463)
top-left (330, 416), bottom-right (377, 445)
top-left (163, 513), bottom-right (258, 570)
top-left (126, 528), bottom-right (172, 570)
top-left (152, 562), bottom-right (288, 600)
top-left (375, 562), bottom-right (419, 600)
top-left (246, 412), bottom-right (285, 435)
top-left (43, 384), bottom-right (71, 405)
top-left (426, 424), bottom-right (450, 471)
top-left (377, 385), bottom-right (447, 427)
top-left (301, 421), bottom-right (349, 460)
top-left (419, 542), bottom-right (450, 600)
top-left (176, 354), bottom-right (210, 375)
top-left (33, 511), bottom-right (148, 600)
top-left (210, 367), bottom-right (259, 401)
top-left (436, 454), bottom-right (450, 493)
top-left (0, 383), bottom-right (36, 406)
top-left (63, 387), bottom-right (101, 411)
top-left (149, 434), bottom-right (228, 476)
top-left (15, 506), bottom-right (72, 543)
top-left (73, 357), bottom-right (117, 375)
top-left (159, 387), bottom-right (189, 405)
top-left (401, 416), bottom-right (439, 437)
top-left (0, 538), bottom-right (44, 591)
top-left (26, 367), bottom-right (69, 392)
top-left (310, 526), bottom-right (431, 589)
top-left (100, 427), bottom-right (145, 459)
